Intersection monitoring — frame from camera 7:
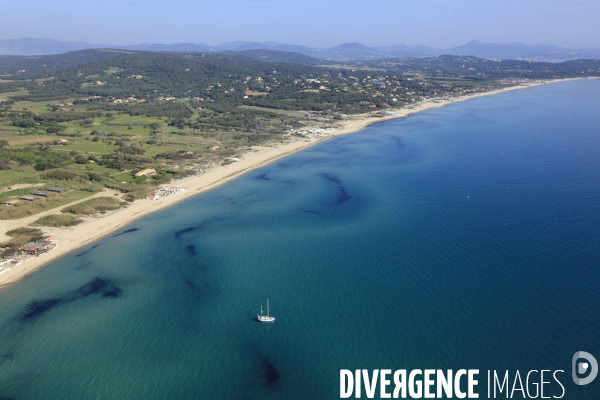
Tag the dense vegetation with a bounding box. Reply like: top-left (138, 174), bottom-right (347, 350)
top-left (30, 214), bottom-right (83, 227)
top-left (62, 196), bottom-right (126, 215)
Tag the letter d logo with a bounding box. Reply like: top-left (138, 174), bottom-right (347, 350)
top-left (573, 351), bottom-right (598, 385)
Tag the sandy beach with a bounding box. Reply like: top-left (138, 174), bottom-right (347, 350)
top-left (0, 80), bottom-right (568, 289)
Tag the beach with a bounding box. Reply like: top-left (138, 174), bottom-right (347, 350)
top-left (0, 80), bottom-right (564, 289)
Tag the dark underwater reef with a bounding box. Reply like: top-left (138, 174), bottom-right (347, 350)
top-left (112, 228), bottom-right (139, 238)
top-left (18, 277), bottom-right (122, 323)
top-left (75, 244), bottom-right (99, 257)
top-left (320, 173), bottom-right (351, 205)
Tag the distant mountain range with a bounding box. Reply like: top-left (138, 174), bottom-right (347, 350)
top-left (1, 38), bottom-right (599, 62)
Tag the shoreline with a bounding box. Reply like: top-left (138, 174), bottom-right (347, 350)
top-left (0, 78), bottom-right (580, 289)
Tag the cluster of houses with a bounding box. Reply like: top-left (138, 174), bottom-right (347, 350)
top-left (113, 96), bottom-right (146, 104)
top-left (146, 187), bottom-right (187, 201)
top-left (292, 126), bottom-right (338, 139)
top-left (304, 112), bottom-right (333, 122)
top-left (2, 237), bottom-right (57, 264)
top-left (3, 187), bottom-right (66, 207)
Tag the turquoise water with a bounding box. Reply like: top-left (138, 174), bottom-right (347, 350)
top-left (1, 80), bottom-right (600, 399)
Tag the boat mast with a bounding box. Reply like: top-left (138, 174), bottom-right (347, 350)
top-left (267, 299), bottom-right (270, 317)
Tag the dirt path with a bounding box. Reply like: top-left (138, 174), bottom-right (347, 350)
top-left (0, 188), bottom-right (121, 242)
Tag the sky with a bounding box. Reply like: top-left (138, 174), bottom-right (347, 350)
top-left (1, 0), bottom-right (599, 48)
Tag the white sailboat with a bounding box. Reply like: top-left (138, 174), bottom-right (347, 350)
top-left (257, 299), bottom-right (276, 322)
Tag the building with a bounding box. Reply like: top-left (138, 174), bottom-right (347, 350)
top-left (57, 139), bottom-right (69, 144)
top-left (3, 199), bottom-right (18, 206)
top-left (33, 191), bottom-right (49, 197)
top-left (48, 187), bottom-right (65, 193)
top-left (18, 239), bottom-right (56, 256)
top-left (135, 168), bottom-right (156, 177)
top-left (19, 195), bottom-right (41, 201)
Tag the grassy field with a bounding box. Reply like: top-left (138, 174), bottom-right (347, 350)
top-left (72, 123), bottom-right (153, 136)
top-left (0, 134), bottom-right (56, 147)
top-left (70, 163), bottom-right (120, 175)
top-left (11, 101), bottom-right (51, 113)
top-left (62, 196), bottom-right (126, 215)
top-left (238, 105), bottom-right (306, 117)
top-left (0, 190), bottom-right (96, 219)
top-left (142, 143), bottom-right (183, 157)
top-left (51, 141), bottom-right (119, 154)
top-left (111, 171), bottom-right (134, 183)
top-left (0, 169), bottom-right (41, 185)
top-left (30, 214), bottom-right (83, 227)
top-left (0, 89), bottom-right (27, 101)
top-left (105, 115), bottom-right (164, 126)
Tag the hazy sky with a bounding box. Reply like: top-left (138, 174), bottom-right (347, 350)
top-left (1, 0), bottom-right (599, 48)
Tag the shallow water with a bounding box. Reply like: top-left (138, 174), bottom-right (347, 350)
top-left (0, 80), bottom-right (599, 399)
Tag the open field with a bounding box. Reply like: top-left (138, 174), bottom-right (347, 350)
top-left (11, 101), bottom-right (51, 113)
top-left (237, 105), bottom-right (306, 117)
top-left (0, 169), bottom-right (40, 184)
top-left (0, 190), bottom-right (96, 219)
top-left (0, 133), bottom-right (56, 146)
top-left (50, 140), bottom-right (119, 153)
top-left (0, 89), bottom-right (27, 101)
top-left (72, 123), bottom-right (152, 135)
top-left (30, 213), bottom-right (83, 227)
top-left (104, 115), bottom-right (164, 125)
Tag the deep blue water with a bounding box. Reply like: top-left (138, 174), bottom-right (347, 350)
top-left (1, 80), bottom-right (599, 399)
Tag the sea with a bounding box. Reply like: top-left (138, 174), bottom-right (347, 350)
top-left (0, 79), bottom-right (599, 399)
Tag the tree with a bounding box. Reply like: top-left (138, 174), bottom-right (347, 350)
top-left (0, 140), bottom-right (8, 148)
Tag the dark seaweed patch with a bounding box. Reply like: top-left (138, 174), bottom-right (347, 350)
top-left (18, 277), bottom-right (122, 323)
top-left (320, 173), bottom-right (351, 205)
top-left (76, 244), bottom-right (99, 257)
top-left (391, 136), bottom-right (406, 148)
top-left (186, 245), bottom-right (197, 255)
top-left (336, 187), bottom-right (351, 205)
top-left (261, 357), bottom-right (280, 387)
top-left (320, 172), bottom-right (342, 184)
top-left (74, 260), bottom-right (92, 271)
top-left (112, 228), bottom-right (138, 238)
top-left (184, 278), bottom-right (209, 295)
top-left (184, 278), bottom-right (197, 291)
top-left (21, 299), bottom-right (62, 322)
top-left (102, 287), bottom-right (123, 298)
top-left (80, 277), bottom-right (110, 296)
top-left (255, 172), bottom-right (271, 181)
top-left (0, 350), bottom-right (14, 364)
top-left (76, 277), bottom-right (122, 299)
top-left (174, 226), bottom-right (196, 239)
